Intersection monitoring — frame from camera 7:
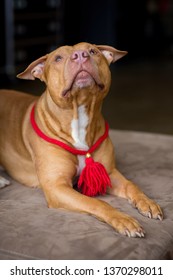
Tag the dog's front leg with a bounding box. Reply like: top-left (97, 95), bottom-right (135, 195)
top-left (40, 176), bottom-right (145, 238)
top-left (32, 143), bottom-right (145, 237)
top-left (108, 168), bottom-right (163, 220)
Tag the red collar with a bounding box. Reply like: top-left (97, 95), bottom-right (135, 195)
top-left (30, 104), bottom-right (109, 156)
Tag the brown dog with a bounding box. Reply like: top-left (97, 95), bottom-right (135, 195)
top-left (0, 42), bottom-right (163, 237)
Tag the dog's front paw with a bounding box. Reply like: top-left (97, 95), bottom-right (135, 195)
top-left (109, 212), bottom-right (145, 238)
top-left (129, 194), bottom-right (163, 221)
top-left (0, 176), bottom-right (10, 189)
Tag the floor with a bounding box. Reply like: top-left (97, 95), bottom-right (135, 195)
top-left (1, 56), bottom-right (173, 136)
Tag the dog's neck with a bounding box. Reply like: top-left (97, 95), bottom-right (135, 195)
top-left (36, 90), bottom-right (105, 148)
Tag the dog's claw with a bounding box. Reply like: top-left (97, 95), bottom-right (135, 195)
top-left (124, 227), bottom-right (145, 238)
top-left (138, 228), bottom-right (145, 238)
top-left (137, 232), bottom-right (145, 238)
top-left (0, 176), bottom-right (10, 189)
top-left (133, 229), bottom-right (145, 238)
top-left (157, 214), bottom-right (163, 221)
top-left (125, 229), bottom-right (131, 238)
top-left (135, 232), bottom-right (142, 238)
top-left (148, 211), bottom-right (152, 219)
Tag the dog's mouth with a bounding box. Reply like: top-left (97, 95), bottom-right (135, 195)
top-left (62, 70), bottom-right (104, 97)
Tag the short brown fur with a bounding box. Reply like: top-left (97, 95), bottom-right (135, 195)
top-left (0, 43), bottom-right (163, 237)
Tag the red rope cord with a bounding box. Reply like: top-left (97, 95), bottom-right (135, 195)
top-left (30, 104), bottom-right (109, 156)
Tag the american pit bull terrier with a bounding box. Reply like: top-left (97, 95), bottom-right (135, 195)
top-left (0, 42), bottom-right (163, 237)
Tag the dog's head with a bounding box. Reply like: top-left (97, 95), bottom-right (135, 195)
top-left (17, 42), bottom-right (127, 107)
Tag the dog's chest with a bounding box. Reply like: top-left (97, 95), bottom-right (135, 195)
top-left (71, 105), bottom-right (89, 175)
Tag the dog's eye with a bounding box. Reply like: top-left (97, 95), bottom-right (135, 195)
top-left (89, 49), bottom-right (97, 55)
top-left (55, 55), bottom-right (62, 62)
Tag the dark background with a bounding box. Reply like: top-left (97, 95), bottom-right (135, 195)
top-left (64, 0), bottom-right (170, 58)
top-left (0, 0), bottom-right (173, 134)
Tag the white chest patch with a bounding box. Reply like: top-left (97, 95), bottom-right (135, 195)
top-left (71, 105), bottom-right (89, 175)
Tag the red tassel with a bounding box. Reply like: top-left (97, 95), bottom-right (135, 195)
top-left (78, 153), bottom-right (111, 196)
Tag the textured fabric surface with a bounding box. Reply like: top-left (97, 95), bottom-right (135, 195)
top-left (0, 130), bottom-right (173, 260)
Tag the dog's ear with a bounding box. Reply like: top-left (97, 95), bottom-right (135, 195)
top-left (97, 45), bottom-right (127, 65)
top-left (17, 55), bottom-right (48, 80)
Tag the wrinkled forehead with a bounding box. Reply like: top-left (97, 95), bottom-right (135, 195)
top-left (51, 42), bottom-right (95, 56)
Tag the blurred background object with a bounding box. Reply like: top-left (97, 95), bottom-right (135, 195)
top-left (0, 0), bottom-right (173, 134)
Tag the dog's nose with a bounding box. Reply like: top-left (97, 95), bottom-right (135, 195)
top-left (71, 50), bottom-right (89, 63)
